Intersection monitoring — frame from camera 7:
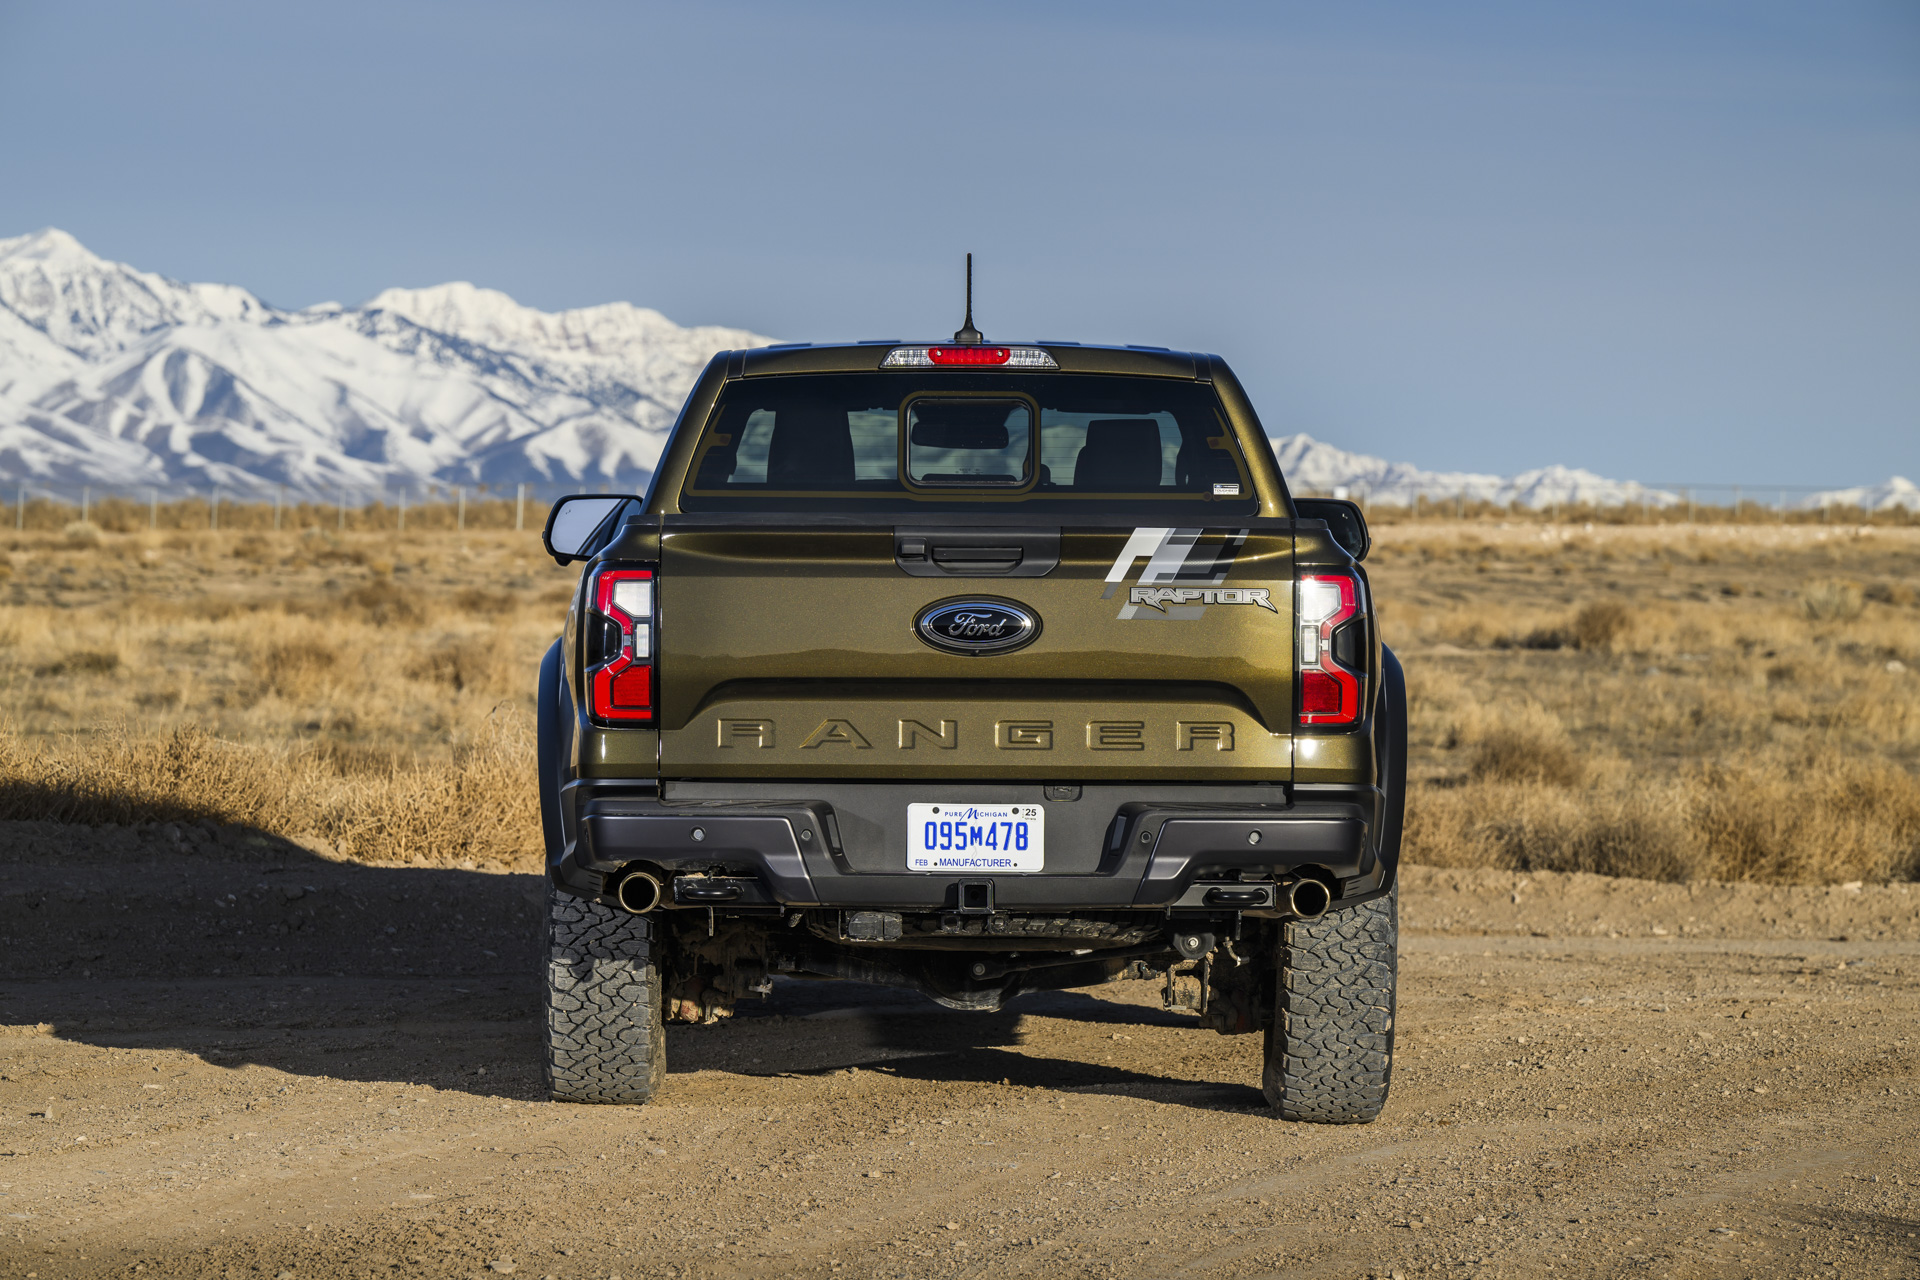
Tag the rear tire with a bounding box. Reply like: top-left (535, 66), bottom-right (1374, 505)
top-left (544, 881), bottom-right (666, 1104)
top-left (1261, 887), bottom-right (1397, 1123)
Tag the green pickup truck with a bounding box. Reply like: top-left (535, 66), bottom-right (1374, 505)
top-left (536, 332), bottom-right (1406, 1123)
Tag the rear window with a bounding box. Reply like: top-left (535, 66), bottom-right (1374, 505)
top-left (679, 373), bottom-right (1254, 514)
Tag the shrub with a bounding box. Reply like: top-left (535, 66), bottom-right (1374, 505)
top-left (342, 578), bottom-right (422, 627)
top-left (1515, 626), bottom-right (1567, 651)
top-left (258, 638), bottom-right (340, 701)
top-left (34, 649), bottom-right (121, 678)
top-left (1569, 600), bottom-right (1632, 651)
top-left (407, 638), bottom-right (517, 694)
top-left (1471, 728), bottom-right (1583, 787)
top-left (1804, 580), bottom-right (1865, 622)
top-left (1495, 600), bottom-right (1633, 652)
top-left (1864, 582), bottom-right (1916, 608)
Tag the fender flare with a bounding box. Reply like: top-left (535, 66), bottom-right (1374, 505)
top-left (536, 637), bottom-right (567, 868)
top-left (1372, 644), bottom-right (1408, 885)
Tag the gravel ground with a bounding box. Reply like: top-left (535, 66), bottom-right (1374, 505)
top-left (1, 823), bottom-right (1917, 1279)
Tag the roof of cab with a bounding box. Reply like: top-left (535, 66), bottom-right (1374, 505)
top-left (735, 341), bottom-right (1211, 381)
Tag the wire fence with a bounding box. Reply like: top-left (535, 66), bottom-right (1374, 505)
top-left (1, 477), bottom-right (1913, 533)
top-left (1294, 481), bottom-right (1917, 525)
top-left (0, 481), bottom-right (624, 534)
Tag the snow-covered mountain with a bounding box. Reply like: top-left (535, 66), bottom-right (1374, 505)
top-left (1800, 476), bottom-right (1920, 513)
top-left (1, 229), bottom-right (1909, 508)
top-left (1271, 434), bottom-right (1681, 509)
top-left (0, 228), bottom-right (774, 494)
top-left (1274, 434), bottom-right (1917, 511)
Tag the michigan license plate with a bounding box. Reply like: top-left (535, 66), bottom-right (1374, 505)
top-left (906, 803), bottom-right (1044, 873)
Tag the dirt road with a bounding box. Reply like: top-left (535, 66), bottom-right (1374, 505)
top-left (2, 824), bottom-right (1917, 1279)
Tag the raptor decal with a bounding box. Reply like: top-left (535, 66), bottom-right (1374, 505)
top-left (1101, 527), bottom-right (1272, 619)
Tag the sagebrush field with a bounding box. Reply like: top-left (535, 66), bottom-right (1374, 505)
top-left (1371, 522), bottom-right (1920, 883)
top-left (2, 512), bottom-right (1915, 883)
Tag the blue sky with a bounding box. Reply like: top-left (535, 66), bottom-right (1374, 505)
top-left (1, 0), bottom-right (1915, 484)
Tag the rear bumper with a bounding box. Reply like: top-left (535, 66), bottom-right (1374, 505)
top-left (553, 781), bottom-right (1389, 913)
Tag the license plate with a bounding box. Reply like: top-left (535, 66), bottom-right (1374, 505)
top-left (906, 803), bottom-right (1044, 873)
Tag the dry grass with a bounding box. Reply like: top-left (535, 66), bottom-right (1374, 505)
top-left (0, 525), bottom-right (568, 871)
top-left (3, 518), bottom-right (1917, 884)
top-left (1471, 725), bottom-right (1584, 788)
top-left (1379, 522), bottom-right (1920, 883)
top-left (0, 718), bottom-right (539, 870)
top-left (0, 526), bottom-right (573, 753)
top-left (1409, 756), bottom-right (1920, 884)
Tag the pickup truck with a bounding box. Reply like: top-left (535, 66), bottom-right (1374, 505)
top-left (536, 334), bottom-right (1406, 1123)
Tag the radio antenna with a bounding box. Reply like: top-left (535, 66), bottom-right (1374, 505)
top-left (952, 252), bottom-right (982, 344)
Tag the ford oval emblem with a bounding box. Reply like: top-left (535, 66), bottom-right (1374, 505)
top-left (915, 597), bottom-right (1041, 656)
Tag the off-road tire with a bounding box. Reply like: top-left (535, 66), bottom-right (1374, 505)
top-left (1261, 887), bottom-right (1397, 1123)
top-left (544, 881), bottom-right (666, 1104)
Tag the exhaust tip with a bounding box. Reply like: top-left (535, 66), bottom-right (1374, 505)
top-left (614, 870), bottom-right (663, 915)
top-left (1287, 877), bottom-right (1333, 920)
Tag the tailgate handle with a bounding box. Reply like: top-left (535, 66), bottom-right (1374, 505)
top-left (896, 527), bottom-right (1060, 577)
top-left (932, 544), bottom-right (1023, 572)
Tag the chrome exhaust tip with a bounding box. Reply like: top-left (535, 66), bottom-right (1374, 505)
top-left (1285, 877), bottom-right (1332, 921)
top-left (614, 870), bottom-right (664, 915)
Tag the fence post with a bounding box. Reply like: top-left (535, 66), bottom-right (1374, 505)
top-left (516, 483), bottom-right (525, 532)
top-left (15, 485), bottom-right (23, 531)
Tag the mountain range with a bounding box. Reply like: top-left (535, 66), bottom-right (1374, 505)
top-left (0, 228), bottom-right (771, 495)
top-left (0, 229), bottom-right (1912, 509)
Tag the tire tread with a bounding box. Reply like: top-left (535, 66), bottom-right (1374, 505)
top-left (544, 884), bottom-right (665, 1105)
top-left (1262, 888), bottom-right (1397, 1123)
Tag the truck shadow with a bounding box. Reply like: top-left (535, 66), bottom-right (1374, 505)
top-left (0, 815), bottom-right (1264, 1112)
top-left (684, 981), bottom-right (1267, 1112)
top-left (0, 814), bottom-right (549, 1101)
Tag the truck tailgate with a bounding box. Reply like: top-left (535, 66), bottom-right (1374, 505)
top-left (656, 521), bottom-right (1294, 781)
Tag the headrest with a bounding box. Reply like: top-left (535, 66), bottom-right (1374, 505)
top-left (1074, 417), bottom-right (1164, 490)
top-left (767, 405), bottom-right (855, 487)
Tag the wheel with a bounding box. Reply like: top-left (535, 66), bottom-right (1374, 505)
top-left (1261, 887), bottom-right (1397, 1123)
top-left (544, 880), bottom-right (666, 1104)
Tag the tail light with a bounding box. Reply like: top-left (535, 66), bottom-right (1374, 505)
top-left (587, 568), bottom-right (654, 723)
top-left (1298, 573), bottom-right (1363, 726)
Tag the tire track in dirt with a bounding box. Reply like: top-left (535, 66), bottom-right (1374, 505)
top-left (2, 834), bottom-right (1918, 1278)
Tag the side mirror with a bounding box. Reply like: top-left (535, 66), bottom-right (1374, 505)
top-left (1294, 497), bottom-right (1371, 563)
top-left (542, 494), bottom-right (638, 564)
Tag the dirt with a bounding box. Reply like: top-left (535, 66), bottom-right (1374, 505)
top-left (2, 824), bottom-right (1917, 1279)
